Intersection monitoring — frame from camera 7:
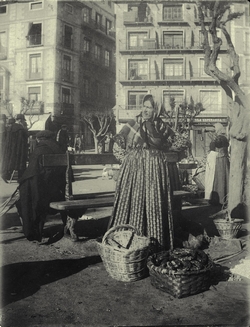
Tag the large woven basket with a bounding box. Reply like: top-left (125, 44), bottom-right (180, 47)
top-left (213, 218), bottom-right (244, 240)
top-left (147, 250), bottom-right (213, 298)
top-left (96, 225), bottom-right (150, 282)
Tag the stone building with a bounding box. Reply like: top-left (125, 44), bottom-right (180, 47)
top-left (0, 0), bottom-right (116, 146)
top-left (113, 0), bottom-right (249, 158)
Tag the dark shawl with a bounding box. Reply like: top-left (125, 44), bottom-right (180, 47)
top-left (16, 139), bottom-right (66, 238)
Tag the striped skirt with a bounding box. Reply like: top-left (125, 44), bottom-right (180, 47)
top-left (108, 148), bottom-right (180, 250)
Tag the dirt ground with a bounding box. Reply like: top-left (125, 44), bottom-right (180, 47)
top-left (0, 166), bottom-right (250, 327)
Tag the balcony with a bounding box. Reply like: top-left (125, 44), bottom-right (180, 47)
top-left (119, 39), bottom-right (228, 53)
top-left (119, 69), bottom-right (223, 86)
top-left (62, 69), bottom-right (74, 83)
top-left (81, 18), bottom-right (115, 39)
top-left (61, 103), bottom-right (74, 116)
top-left (80, 51), bottom-right (115, 73)
top-left (62, 36), bottom-right (74, 50)
top-left (26, 34), bottom-right (44, 47)
top-left (26, 69), bottom-right (43, 81)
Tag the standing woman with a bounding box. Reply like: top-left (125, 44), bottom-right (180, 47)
top-left (108, 94), bottom-right (180, 251)
top-left (205, 123), bottom-right (230, 205)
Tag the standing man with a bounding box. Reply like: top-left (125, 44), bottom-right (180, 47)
top-left (56, 124), bottom-right (69, 153)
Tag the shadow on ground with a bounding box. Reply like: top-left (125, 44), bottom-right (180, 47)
top-left (1, 255), bottom-right (102, 307)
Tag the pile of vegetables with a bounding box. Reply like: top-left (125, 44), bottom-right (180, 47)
top-left (148, 248), bottom-right (209, 274)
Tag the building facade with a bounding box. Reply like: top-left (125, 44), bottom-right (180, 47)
top-left (0, 0), bottom-right (116, 145)
top-left (113, 0), bottom-right (249, 159)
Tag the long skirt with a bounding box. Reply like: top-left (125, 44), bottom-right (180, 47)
top-left (108, 148), bottom-right (180, 250)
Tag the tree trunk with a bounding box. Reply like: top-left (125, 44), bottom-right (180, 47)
top-left (94, 137), bottom-right (99, 154)
top-left (228, 137), bottom-right (247, 218)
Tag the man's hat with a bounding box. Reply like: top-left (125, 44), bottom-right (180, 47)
top-left (1, 114), bottom-right (7, 120)
top-left (7, 118), bottom-right (15, 124)
top-left (36, 130), bottom-right (54, 140)
top-left (16, 114), bottom-right (26, 121)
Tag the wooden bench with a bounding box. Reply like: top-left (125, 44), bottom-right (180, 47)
top-left (42, 151), bottom-right (190, 239)
top-left (42, 152), bottom-right (190, 211)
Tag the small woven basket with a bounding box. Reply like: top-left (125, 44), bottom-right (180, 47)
top-left (147, 250), bottom-right (213, 298)
top-left (96, 224), bottom-right (150, 282)
top-left (213, 218), bottom-right (244, 240)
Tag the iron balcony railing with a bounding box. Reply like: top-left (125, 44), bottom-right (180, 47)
top-left (62, 69), bottom-right (74, 83)
top-left (81, 18), bottom-right (115, 39)
top-left (26, 68), bottom-right (44, 80)
top-left (80, 51), bottom-right (115, 72)
top-left (119, 39), bottom-right (227, 52)
top-left (26, 34), bottom-right (44, 47)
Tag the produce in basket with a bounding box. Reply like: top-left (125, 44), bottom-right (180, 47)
top-left (147, 248), bottom-right (213, 298)
top-left (149, 248), bottom-right (209, 274)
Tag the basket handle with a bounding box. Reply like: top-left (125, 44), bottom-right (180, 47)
top-left (102, 224), bottom-right (138, 244)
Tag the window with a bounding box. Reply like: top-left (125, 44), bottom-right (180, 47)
top-left (128, 3), bottom-right (147, 22)
top-left (199, 90), bottom-right (221, 113)
top-left (96, 13), bottom-right (102, 26)
top-left (30, 1), bottom-right (43, 10)
top-left (83, 38), bottom-right (91, 56)
top-left (0, 31), bottom-right (7, 59)
top-left (108, 1), bottom-right (112, 7)
top-left (128, 91), bottom-right (147, 110)
top-left (94, 44), bottom-right (101, 61)
top-left (65, 3), bottom-right (73, 13)
top-left (163, 90), bottom-right (184, 111)
top-left (163, 5), bottom-right (183, 21)
top-left (106, 19), bottom-right (112, 34)
top-left (62, 87), bottom-right (71, 103)
top-left (128, 60), bottom-right (148, 80)
top-left (128, 32), bottom-right (148, 49)
top-left (104, 50), bottom-right (110, 67)
top-left (82, 78), bottom-right (90, 97)
top-left (163, 31), bottom-right (183, 49)
top-left (82, 7), bottom-right (91, 23)
top-left (0, 6), bottom-right (7, 14)
top-left (246, 59), bottom-right (250, 81)
top-left (27, 23), bottom-right (42, 46)
top-left (163, 58), bottom-right (184, 79)
top-left (64, 25), bottom-right (73, 49)
top-left (62, 55), bottom-right (71, 81)
top-left (28, 86), bottom-right (41, 102)
top-left (29, 54), bottom-right (42, 79)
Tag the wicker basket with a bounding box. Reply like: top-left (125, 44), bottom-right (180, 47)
top-left (213, 218), bottom-right (244, 240)
top-left (147, 250), bottom-right (213, 298)
top-left (96, 225), bottom-right (150, 282)
top-left (192, 169), bottom-right (205, 191)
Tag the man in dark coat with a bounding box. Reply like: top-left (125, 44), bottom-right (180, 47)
top-left (15, 130), bottom-right (67, 242)
top-left (1, 114), bottom-right (28, 181)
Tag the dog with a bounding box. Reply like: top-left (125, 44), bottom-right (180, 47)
top-left (102, 166), bottom-right (113, 179)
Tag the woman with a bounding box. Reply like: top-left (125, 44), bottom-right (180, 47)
top-left (205, 123), bottom-right (230, 205)
top-left (108, 94), bottom-right (180, 251)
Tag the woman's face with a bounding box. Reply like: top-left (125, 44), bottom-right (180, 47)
top-left (142, 100), bottom-right (154, 120)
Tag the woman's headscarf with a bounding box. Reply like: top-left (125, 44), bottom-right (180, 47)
top-left (142, 94), bottom-right (161, 119)
top-left (214, 123), bottom-right (226, 136)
